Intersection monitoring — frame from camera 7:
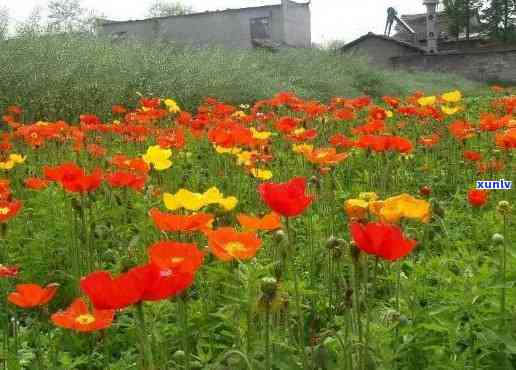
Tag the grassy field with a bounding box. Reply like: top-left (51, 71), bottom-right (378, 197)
top-left (0, 35), bottom-right (514, 370)
top-left (0, 34), bottom-right (484, 122)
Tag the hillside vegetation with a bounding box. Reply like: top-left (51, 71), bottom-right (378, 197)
top-left (0, 34), bottom-right (484, 121)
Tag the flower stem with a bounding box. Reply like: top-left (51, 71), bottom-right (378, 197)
top-left (179, 295), bottom-right (190, 370)
top-left (500, 215), bottom-right (507, 332)
top-left (265, 303), bottom-right (271, 370)
top-left (285, 218), bottom-right (308, 368)
top-left (135, 303), bottom-right (155, 370)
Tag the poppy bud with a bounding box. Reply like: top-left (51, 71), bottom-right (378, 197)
top-left (309, 175), bottom-right (320, 189)
top-left (273, 229), bottom-right (286, 244)
top-left (260, 277), bottom-right (278, 298)
top-left (419, 185), bottom-right (432, 197)
top-left (492, 233), bottom-right (504, 245)
top-left (326, 236), bottom-right (340, 250)
top-left (497, 200), bottom-right (511, 215)
top-left (172, 350), bottom-right (185, 360)
top-left (399, 315), bottom-right (409, 326)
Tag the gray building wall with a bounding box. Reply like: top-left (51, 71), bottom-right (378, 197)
top-left (343, 38), bottom-right (421, 67)
top-left (99, 2), bottom-right (310, 48)
top-left (391, 49), bottom-right (516, 84)
top-left (282, 0), bottom-right (311, 47)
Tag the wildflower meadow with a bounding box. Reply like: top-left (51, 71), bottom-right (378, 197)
top-left (0, 80), bottom-right (515, 370)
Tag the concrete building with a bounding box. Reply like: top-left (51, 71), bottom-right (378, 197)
top-left (98, 0), bottom-right (311, 49)
top-left (340, 1), bottom-right (516, 84)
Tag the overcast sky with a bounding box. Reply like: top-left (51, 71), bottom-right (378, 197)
top-left (3, 0), bottom-right (431, 43)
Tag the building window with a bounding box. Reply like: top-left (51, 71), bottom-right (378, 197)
top-left (250, 17), bottom-right (271, 40)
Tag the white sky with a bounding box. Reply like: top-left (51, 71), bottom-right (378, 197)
top-left (2, 0), bottom-right (429, 43)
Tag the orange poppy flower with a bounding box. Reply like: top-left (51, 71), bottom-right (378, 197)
top-left (206, 227), bottom-right (262, 262)
top-left (148, 241), bottom-right (204, 274)
top-left (24, 177), bottom-right (50, 190)
top-left (0, 200), bottom-right (22, 223)
top-left (303, 147), bottom-right (348, 166)
top-left (418, 134), bottom-right (440, 148)
top-left (449, 121), bottom-right (475, 141)
top-left (51, 298), bottom-right (115, 332)
top-left (8, 283), bottom-right (59, 308)
top-left (237, 212), bottom-right (282, 231)
top-left (149, 208), bottom-right (214, 233)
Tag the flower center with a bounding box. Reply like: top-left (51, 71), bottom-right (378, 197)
top-left (0, 207), bottom-right (9, 215)
top-left (225, 241), bottom-right (246, 256)
top-left (75, 314), bottom-right (96, 325)
top-left (170, 257), bottom-right (184, 264)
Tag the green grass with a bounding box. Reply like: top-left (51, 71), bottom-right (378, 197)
top-left (0, 34), bottom-right (484, 122)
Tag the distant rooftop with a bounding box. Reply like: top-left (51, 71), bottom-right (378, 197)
top-left (100, 0), bottom-right (310, 26)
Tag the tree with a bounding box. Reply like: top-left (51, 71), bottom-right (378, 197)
top-left (147, 1), bottom-right (193, 18)
top-left (443, 0), bottom-right (484, 40)
top-left (16, 6), bottom-right (45, 37)
top-left (483, 0), bottom-right (516, 42)
top-left (47, 0), bottom-right (86, 33)
top-left (0, 6), bottom-right (9, 40)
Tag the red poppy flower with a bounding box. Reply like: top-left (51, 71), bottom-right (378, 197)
top-left (0, 264), bottom-right (19, 278)
top-left (80, 270), bottom-right (147, 310)
top-left (0, 200), bottom-right (22, 223)
top-left (8, 283), bottom-right (59, 308)
top-left (44, 162), bottom-right (84, 183)
top-left (149, 208), bottom-right (213, 233)
top-left (148, 241), bottom-right (204, 274)
top-left (468, 189), bottom-right (488, 207)
top-left (112, 105), bottom-right (127, 114)
top-left (206, 227), bottom-right (262, 262)
top-left (130, 263), bottom-right (194, 302)
top-left (51, 298), bottom-right (115, 332)
top-left (106, 171), bottom-right (147, 192)
top-left (259, 177), bottom-right (312, 217)
top-left (86, 144), bottom-right (107, 158)
top-left (332, 108), bottom-right (356, 121)
top-left (350, 222), bottom-right (417, 261)
top-left (329, 134), bottom-right (355, 149)
top-left (61, 168), bottom-right (103, 193)
top-left (463, 150), bottom-right (482, 162)
top-left (24, 177), bottom-right (50, 190)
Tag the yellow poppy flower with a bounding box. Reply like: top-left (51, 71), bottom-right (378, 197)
top-left (142, 145), bottom-right (172, 171)
top-left (236, 151), bottom-right (256, 166)
top-left (9, 154), bottom-right (26, 164)
top-left (292, 144), bottom-right (313, 154)
top-left (164, 99), bottom-right (181, 114)
top-left (218, 196), bottom-right (238, 211)
top-left (0, 160), bottom-right (15, 170)
top-left (250, 128), bottom-right (272, 140)
top-left (250, 168), bottom-right (273, 180)
top-left (441, 105), bottom-right (461, 115)
top-left (163, 189), bottom-right (205, 211)
top-left (344, 199), bottom-right (369, 220)
top-left (417, 96), bottom-right (436, 106)
top-left (232, 111), bottom-right (247, 119)
top-left (441, 90), bottom-right (462, 103)
top-left (215, 146), bottom-right (242, 155)
top-left (377, 194), bottom-right (431, 223)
